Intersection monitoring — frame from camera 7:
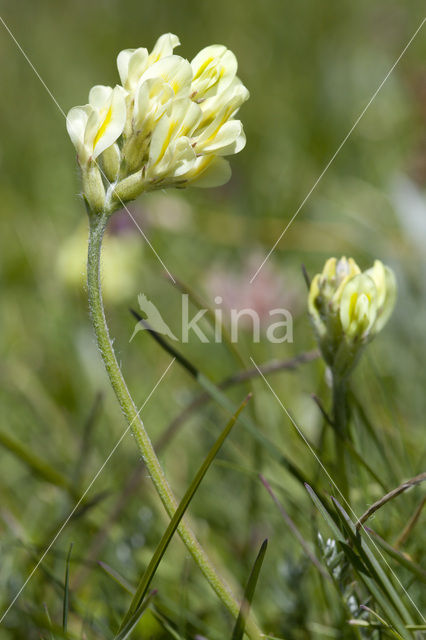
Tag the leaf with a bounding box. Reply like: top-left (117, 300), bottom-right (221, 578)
top-left (198, 372), bottom-right (312, 489)
top-left (337, 541), bottom-right (371, 576)
top-left (0, 430), bottom-right (76, 497)
top-left (261, 476), bottom-right (330, 580)
top-left (332, 498), bottom-right (414, 632)
top-left (364, 528), bottom-right (426, 583)
top-left (304, 484), bottom-right (342, 541)
top-left (150, 606), bottom-right (187, 640)
top-left (98, 561), bottom-right (136, 595)
top-left (118, 394), bottom-right (251, 632)
top-left (231, 539), bottom-right (268, 640)
top-left (43, 604), bottom-right (55, 640)
top-left (360, 605), bottom-right (406, 640)
top-left (343, 440), bottom-right (388, 492)
top-left (62, 542), bottom-right (73, 631)
top-left (114, 591), bottom-right (156, 640)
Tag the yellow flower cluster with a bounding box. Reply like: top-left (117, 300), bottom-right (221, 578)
top-left (308, 257), bottom-right (396, 375)
top-left (66, 33), bottom-right (249, 213)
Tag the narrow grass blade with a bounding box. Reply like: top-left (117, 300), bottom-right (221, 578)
top-left (43, 603), bottom-right (55, 640)
top-left (62, 542), bottom-right (73, 631)
top-left (118, 394), bottom-right (251, 632)
top-left (350, 391), bottom-right (397, 484)
top-left (0, 430), bottom-right (76, 497)
top-left (198, 372), bottom-right (312, 489)
top-left (343, 440), bottom-right (388, 492)
top-left (395, 496), bottom-right (425, 549)
top-left (364, 527), bottom-right (426, 583)
top-left (405, 625), bottom-right (426, 630)
top-left (360, 605), bottom-right (405, 640)
top-left (71, 490), bottom-right (110, 520)
top-left (304, 484), bottom-right (342, 540)
top-left (150, 606), bottom-right (186, 640)
top-left (231, 539), bottom-right (268, 640)
top-left (73, 391), bottom-right (103, 487)
top-left (114, 591), bottom-right (156, 640)
top-left (332, 498), bottom-right (414, 628)
top-left (98, 561), bottom-right (136, 595)
top-left (261, 476), bottom-right (329, 579)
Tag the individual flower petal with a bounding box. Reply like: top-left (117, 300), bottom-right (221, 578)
top-left (135, 77), bottom-right (174, 127)
top-left (364, 260), bottom-right (387, 309)
top-left (148, 99), bottom-right (201, 167)
top-left (66, 104), bottom-right (93, 162)
top-left (339, 274), bottom-right (378, 339)
top-left (149, 33), bottom-right (180, 63)
top-left (182, 155), bottom-right (232, 188)
top-left (68, 85), bottom-right (127, 165)
top-left (307, 273), bottom-right (324, 328)
top-left (91, 85), bottom-right (127, 159)
top-left (365, 260), bottom-right (397, 332)
top-left (198, 77), bottom-right (249, 124)
top-left (332, 257), bottom-right (362, 307)
top-left (168, 137), bottom-right (197, 177)
top-left (148, 136), bottom-right (196, 183)
top-left (195, 118), bottom-right (246, 155)
top-left (117, 47), bottom-right (149, 89)
top-left (139, 55), bottom-right (193, 98)
top-left (89, 85), bottom-right (113, 109)
top-left (191, 44), bottom-right (237, 100)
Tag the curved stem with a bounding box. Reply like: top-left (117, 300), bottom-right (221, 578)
top-left (86, 212), bottom-right (262, 639)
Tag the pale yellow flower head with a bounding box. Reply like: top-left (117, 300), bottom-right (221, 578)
top-left (66, 33), bottom-right (249, 214)
top-left (308, 257), bottom-right (396, 376)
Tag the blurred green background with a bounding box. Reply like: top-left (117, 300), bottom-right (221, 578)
top-left (0, 0), bottom-right (425, 638)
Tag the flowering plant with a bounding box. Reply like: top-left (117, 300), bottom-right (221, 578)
top-left (65, 33), bottom-right (260, 638)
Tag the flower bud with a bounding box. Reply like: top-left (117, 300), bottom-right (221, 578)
top-left (82, 163), bottom-right (105, 213)
top-left (112, 169), bottom-right (144, 203)
top-left (308, 257), bottom-right (396, 377)
top-left (101, 143), bottom-right (121, 182)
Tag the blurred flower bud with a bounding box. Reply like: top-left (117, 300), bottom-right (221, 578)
top-left (308, 257), bottom-right (396, 377)
top-left (57, 221), bottom-right (142, 303)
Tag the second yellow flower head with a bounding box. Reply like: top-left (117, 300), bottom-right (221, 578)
top-left (308, 257), bottom-right (396, 375)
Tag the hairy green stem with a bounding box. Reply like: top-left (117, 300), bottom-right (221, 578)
top-left (331, 373), bottom-right (349, 501)
top-left (86, 211), bottom-right (262, 639)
